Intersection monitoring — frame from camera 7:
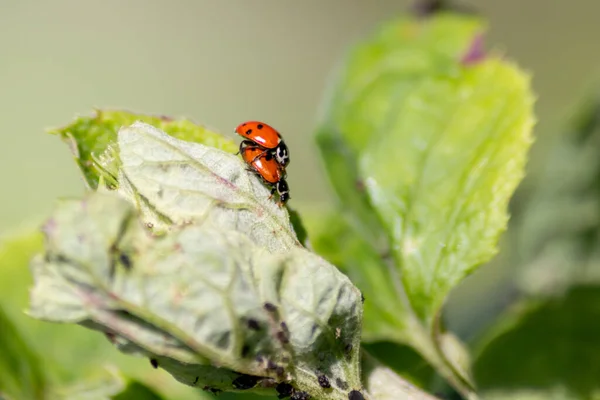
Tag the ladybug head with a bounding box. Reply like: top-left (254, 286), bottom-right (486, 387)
top-left (277, 179), bottom-right (290, 205)
top-left (275, 143), bottom-right (290, 167)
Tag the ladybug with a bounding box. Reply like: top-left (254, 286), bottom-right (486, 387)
top-left (240, 142), bottom-right (290, 206)
top-left (235, 121), bottom-right (290, 168)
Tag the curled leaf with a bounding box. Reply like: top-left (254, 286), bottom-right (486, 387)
top-left (116, 122), bottom-right (300, 252)
top-left (49, 110), bottom-right (236, 189)
top-left (29, 192), bottom-right (363, 399)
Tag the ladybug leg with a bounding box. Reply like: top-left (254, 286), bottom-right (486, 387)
top-left (268, 186), bottom-right (277, 200)
top-left (237, 140), bottom-right (254, 155)
top-left (251, 148), bottom-right (270, 164)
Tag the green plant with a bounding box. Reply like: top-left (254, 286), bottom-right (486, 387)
top-left (6, 7), bottom-right (597, 400)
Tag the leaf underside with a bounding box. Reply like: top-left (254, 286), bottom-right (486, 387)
top-left (30, 120), bottom-right (365, 400)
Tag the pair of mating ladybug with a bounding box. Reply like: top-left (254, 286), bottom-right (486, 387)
top-left (235, 121), bottom-right (290, 206)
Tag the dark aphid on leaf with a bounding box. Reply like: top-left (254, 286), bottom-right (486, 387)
top-left (277, 321), bottom-right (290, 344)
top-left (202, 386), bottom-right (221, 394)
top-left (348, 390), bottom-right (365, 400)
top-left (235, 120), bottom-right (290, 167)
top-left (232, 374), bottom-right (261, 390)
top-left (119, 253), bottom-right (132, 269)
top-left (290, 390), bottom-right (311, 400)
top-left (246, 318), bottom-right (261, 331)
top-left (276, 382), bottom-right (294, 398)
top-left (240, 141), bottom-right (290, 206)
top-left (264, 302), bottom-right (278, 313)
top-left (317, 374), bottom-right (331, 388)
top-left (241, 344), bottom-right (251, 358)
top-left (276, 365), bottom-right (285, 377)
top-left (276, 330), bottom-right (290, 344)
top-left (260, 378), bottom-right (277, 388)
top-left (336, 378), bottom-right (349, 390)
top-left (344, 343), bottom-right (353, 356)
top-left (265, 359), bottom-right (285, 377)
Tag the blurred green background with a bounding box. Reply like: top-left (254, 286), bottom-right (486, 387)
top-left (2, 0), bottom-right (599, 234)
top-left (2, 1), bottom-right (600, 399)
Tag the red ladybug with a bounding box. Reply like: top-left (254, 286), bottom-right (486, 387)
top-left (240, 142), bottom-right (290, 206)
top-left (235, 121), bottom-right (290, 167)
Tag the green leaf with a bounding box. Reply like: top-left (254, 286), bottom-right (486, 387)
top-left (53, 367), bottom-right (125, 400)
top-left (315, 13), bottom-right (535, 396)
top-left (0, 306), bottom-right (47, 400)
top-left (473, 286), bottom-right (600, 400)
top-left (115, 122), bottom-right (300, 249)
top-left (316, 14), bottom-right (484, 251)
top-left (29, 192), bottom-right (363, 400)
top-left (362, 342), bottom-right (435, 389)
top-left (361, 58), bottom-right (534, 324)
top-left (112, 380), bottom-right (165, 400)
top-left (307, 211), bottom-right (411, 342)
top-left (50, 110), bottom-right (236, 190)
top-left (361, 351), bottom-right (440, 400)
top-left (481, 388), bottom-right (580, 400)
top-left (0, 231), bottom-right (202, 399)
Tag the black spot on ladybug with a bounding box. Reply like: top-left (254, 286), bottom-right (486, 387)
top-left (150, 358), bottom-right (158, 368)
top-left (264, 302), bottom-right (278, 312)
top-left (276, 382), bottom-right (294, 398)
top-left (318, 374), bottom-right (331, 388)
top-left (257, 124), bottom-right (264, 129)
top-left (291, 391), bottom-right (310, 400)
top-left (336, 378), bottom-right (349, 390)
top-left (247, 318), bottom-right (260, 330)
top-left (245, 129), bottom-right (253, 135)
top-left (232, 374), bottom-right (261, 390)
top-left (348, 390), bottom-right (365, 400)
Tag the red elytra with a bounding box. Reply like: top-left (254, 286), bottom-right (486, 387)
top-left (235, 121), bottom-right (282, 149)
top-left (240, 142), bottom-right (290, 206)
top-left (241, 144), bottom-right (283, 184)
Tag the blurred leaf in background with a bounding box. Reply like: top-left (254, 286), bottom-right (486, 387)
top-left (514, 94), bottom-right (600, 296)
top-left (0, 305), bottom-right (47, 400)
top-left (469, 91), bottom-right (600, 400)
top-left (312, 11), bottom-right (534, 397)
top-left (50, 110), bottom-right (237, 190)
top-left (473, 286), bottom-right (600, 399)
